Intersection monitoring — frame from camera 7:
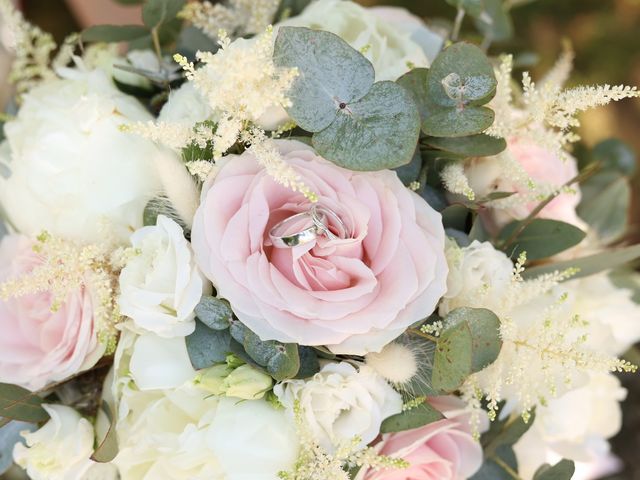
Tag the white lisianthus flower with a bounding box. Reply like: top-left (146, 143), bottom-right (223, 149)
top-left (439, 239), bottom-right (514, 316)
top-left (13, 404), bottom-right (118, 480)
top-left (119, 215), bottom-right (207, 337)
top-left (274, 362), bottom-right (402, 452)
top-left (565, 273), bottom-right (640, 356)
top-left (110, 333), bottom-right (298, 480)
top-left (159, 81), bottom-right (214, 125)
top-left (278, 0), bottom-right (431, 81)
top-left (0, 68), bottom-right (163, 244)
top-left (513, 373), bottom-right (627, 479)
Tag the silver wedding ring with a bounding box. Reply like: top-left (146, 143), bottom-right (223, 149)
top-left (268, 204), bottom-right (348, 249)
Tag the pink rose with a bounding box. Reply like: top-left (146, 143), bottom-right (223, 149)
top-left (0, 235), bottom-right (104, 391)
top-left (360, 397), bottom-right (483, 480)
top-left (192, 140), bottom-right (447, 354)
top-left (467, 137), bottom-right (585, 230)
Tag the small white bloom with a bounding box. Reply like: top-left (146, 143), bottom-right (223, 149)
top-left (119, 215), bottom-right (206, 337)
top-left (0, 68), bottom-right (163, 244)
top-left (278, 0), bottom-right (431, 81)
top-left (274, 362), bottom-right (402, 452)
top-left (439, 239), bottom-right (514, 316)
top-left (513, 372), bottom-right (626, 479)
top-left (13, 404), bottom-right (118, 480)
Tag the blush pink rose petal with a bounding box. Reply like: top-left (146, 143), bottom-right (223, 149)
top-left (0, 235), bottom-right (105, 391)
top-left (192, 140), bottom-right (448, 354)
top-left (360, 397), bottom-right (484, 480)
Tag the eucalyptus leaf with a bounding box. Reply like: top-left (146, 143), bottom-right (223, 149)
top-left (418, 184), bottom-right (448, 212)
top-left (474, 0), bottom-right (514, 42)
top-left (397, 68), bottom-right (430, 123)
top-left (82, 24), bottom-right (150, 43)
top-left (445, 307), bottom-right (502, 372)
top-left (0, 384), bottom-right (49, 424)
top-left (242, 329), bottom-right (300, 381)
top-left (577, 171), bottom-right (630, 243)
top-left (0, 421), bottom-right (35, 474)
top-left (483, 411), bottom-right (536, 458)
top-left (523, 244), bottom-right (640, 280)
top-left (312, 81), bottom-right (420, 170)
top-left (499, 219), bottom-right (586, 261)
top-left (470, 446), bottom-right (518, 480)
top-left (142, 0), bottom-right (185, 29)
top-left (295, 347), bottom-right (320, 379)
top-left (427, 42), bottom-right (497, 108)
top-left (195, 296), bottom-right (233, 330)
top-left (185, 320), bottom-right (232, 369)
top-left (533, 459), bottom-right (575, 480)
top-left (91, 403), bottom-right (118, 463)
top-left (431, 320), bottom-right (472, 392)
top-left (273, 26), bottom-right (374, 132)
top-left (442, 204), bottom-right (470, 230)
top-left (423, 134), bottom-right (506, 157)
top-left (380, 402), bottom-right (444, 433)
top-left (591, 138), bottom-right (636, 175)
top-left (422, 105), bottom-right (495, 138)
top-left (393, 148), bottom-right (422, 185)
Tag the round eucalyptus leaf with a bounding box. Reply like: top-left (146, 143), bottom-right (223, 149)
top-left (312, 81), bottom-right (420, 170)
top-left (380, 402), bottom-right (444, 434)
top-left (185, 320), bottom-right (232, 370)
top-left (422, 105), bottom-right (495, 138)
top-left (273, 26), bottom-right (375, 132)
top-left (431, 320), bottom-right (473, 392)
top-left (427, 42), bottom-right (497, 108)
top-left (444, 307), bottom-right (502, 372)
top-left (397, 68), bottom-right (430, 123)
top-left (195, 296), bottom-right (233, 330)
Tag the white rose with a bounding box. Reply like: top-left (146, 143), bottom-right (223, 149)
top-left (13, 404), bottom-right (118, 480)
top-left (565, 273), bottom-right (640, 356)
top-left (274, 362), bottom-right (402, 452)
top-left (439, 239), bottom-right (514, 316)
top-left (278, 0), bottom-right (430, 81)
top-left (0, 68), bottom-right (163, 243)
top-left (119, 215), bottom-right (206, 337)
top-left (513, 372), bottom-right (626, 479)
top-left (159, 81), bottom-right (214, 125)
top-left (111, 334), bottom-right (298, 480)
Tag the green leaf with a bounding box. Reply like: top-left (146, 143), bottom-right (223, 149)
top-left (397, 68), bottom-right (430, 123)
top-left (577, 171), bottom-right (630, 243)
top-left (295, 347), bottom-right (320, 379)
top-left (470, 446), bottom-right (518, 480)
top-left (273, 26), bottom-right (374, 132)
top-left (142, 0), bottom-right (185, 29)
top-left (474, 0), bottom-right (514, 42)
top-left (533, 459), bottom-right (576, 480)
top-left (523, 244), bottom-right (640, 280)
top-left (422, 106), bottom-right (495, 138)
top-left (442, 204), bottom-right (470, 230)
top-left (432, 319), bottom-right (472, 392)
top-left (185, 320), bottom-right (232, 369)
top-left (380, 402), bottom-right (444, 433)
top-left (445, 307), bottom-right (502, 372)
top-left (423, 134), bottom-right (506, 157)
top-left (0, 384), bottom-right (49, 424)
top-left (393, 148), bottom-right (422, 185)
top-left (591, 138), bottom-right (636, 175)
top-left (312, 81), bottom-right (420, 170)
top-left (242, 330), bottom-right (300, 381)
top-left (483, 411), bottom-right (536, 458)
top-left (91, 403), bottom-right (118, 463)
top-left (81, 24), bottom-right (150, 43)
top-left (427, 42), bottom-right (497, 108)
top-left (499, 219), bottom-right (586, 261)
top-left (195, 296), bottom-right (233, 330)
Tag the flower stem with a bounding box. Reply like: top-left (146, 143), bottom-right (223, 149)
top-left (451, 8), bottom-right (465, 41)
top-left (493, 456), bottom-right (524, 480)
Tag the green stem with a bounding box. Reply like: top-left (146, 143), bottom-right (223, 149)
top-left (151, 27), bottom-right (163, 66)
top-left (407, 328), bottom-right (438, 343)
top-left (493, 456), bottom-right (523, 480)
top-left (451, 8), bottom-right (465, 41)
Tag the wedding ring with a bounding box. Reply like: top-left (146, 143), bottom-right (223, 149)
top-left (268, 205), bottom-right (349, 249)
top-left (269, 211), bottom-right (320, 248)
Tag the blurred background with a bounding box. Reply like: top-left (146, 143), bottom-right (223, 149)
top-left (0, 0), bottom-right (639, 478)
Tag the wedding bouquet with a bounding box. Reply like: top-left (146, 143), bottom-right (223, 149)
top-left (0, 0), bottom-right (639, 479)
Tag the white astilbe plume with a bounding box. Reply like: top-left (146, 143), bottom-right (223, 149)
top-left (442, 243), bottom-right (636, 423)
top-left (179, 0), bottom-right (280, 40)
top-left (441, 163), bottom-right (476, 200)
top-left (486, 47), bottom-right (640, 158)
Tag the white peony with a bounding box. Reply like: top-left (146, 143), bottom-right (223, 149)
top-left (110, 332), bottom-right (298, 480)
top-left (13, 404), bottom-right (118, 480)
top-left (118, 215), bottom-right (206, 337)
top-left (278, 0), bottom-right (431, 81)
top-left (439, 239), bottom-right (514, 316)
top-left (0, 68), bottom-right (163, 244)
top-left (513, 373), bottom-right (627, 479)
top-left (274, 362), bottom-right (402, 452)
